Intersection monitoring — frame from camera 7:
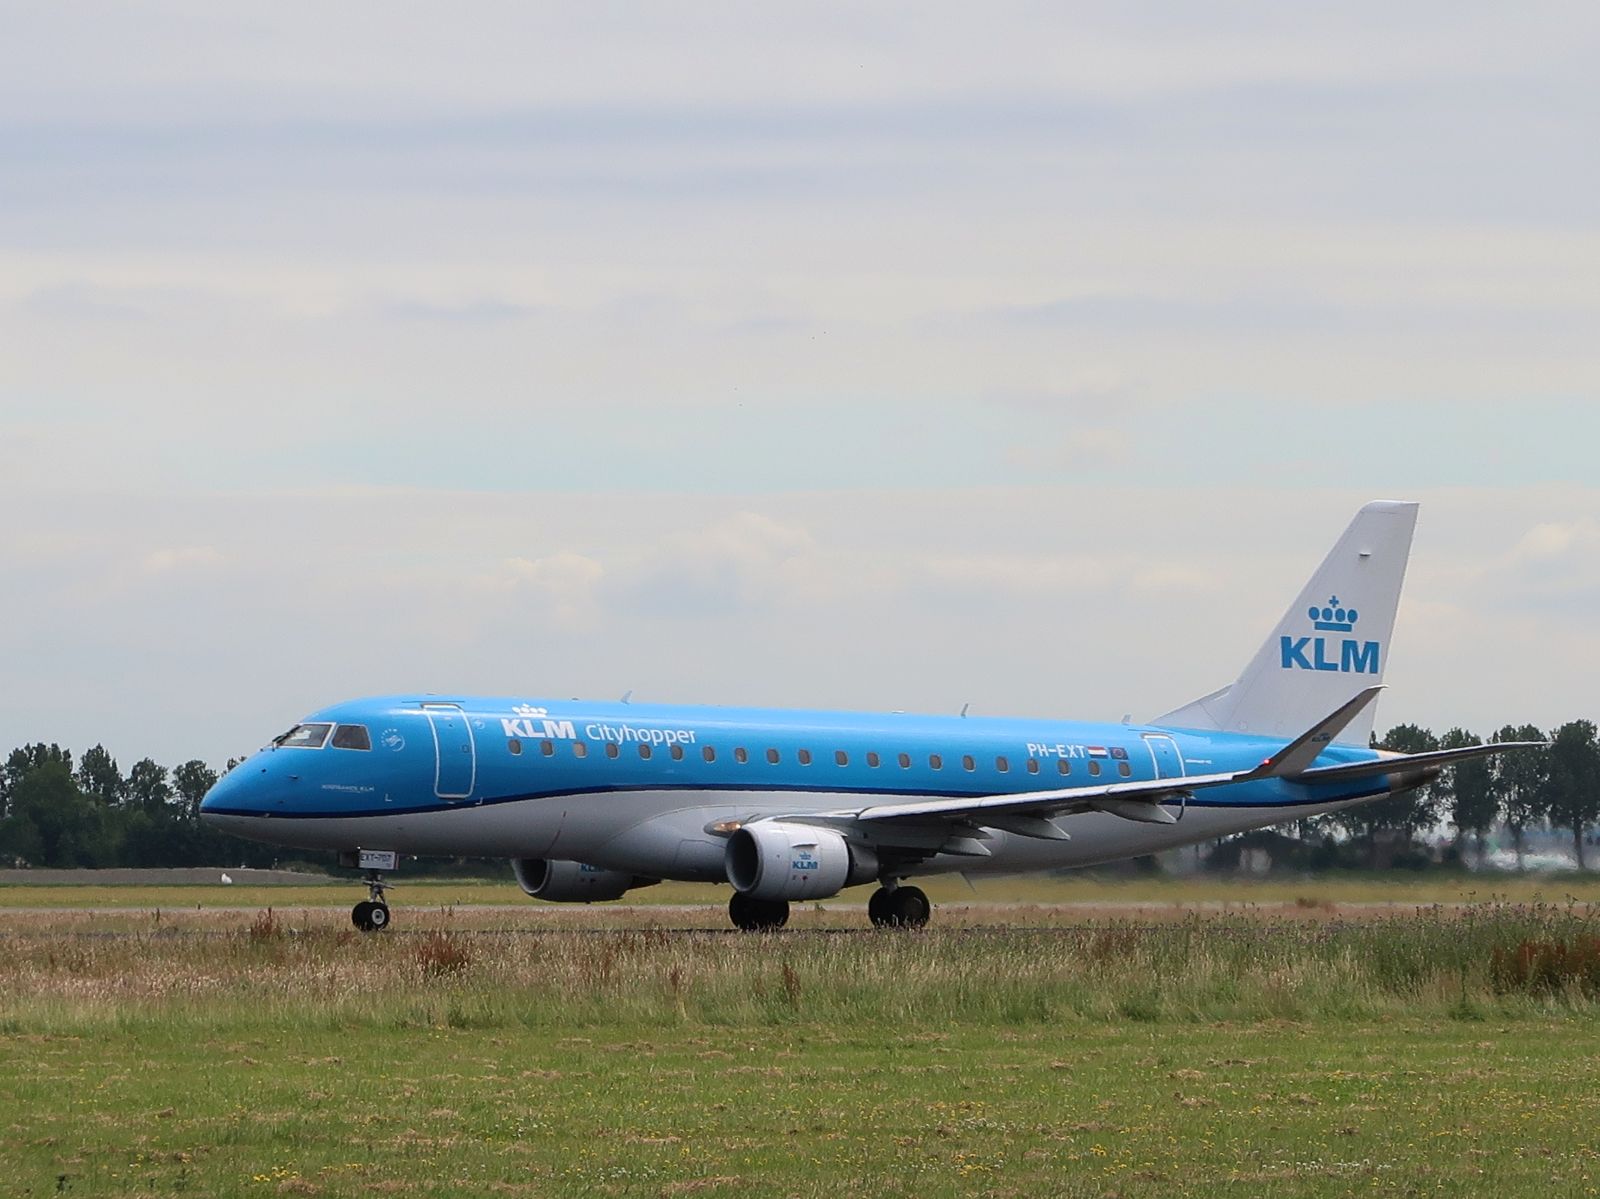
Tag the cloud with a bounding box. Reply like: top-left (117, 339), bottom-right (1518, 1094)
top-left (915, 553), bottom-right (1113, 595)
top-left (1470, 518), bottom-right (1600, 618)
top-left (1509, 518), bottom-right (1600, 566)
top-left (384, 297), bottom-right (537, 324)
top-left (141, 545), bottom-right (226, 575)
top-left (614, 513), bottom-right (835, 614)
top-left (488, 551), bottom-right (605, 628)
top-left (1005, 428), bottom-right (1134, 472)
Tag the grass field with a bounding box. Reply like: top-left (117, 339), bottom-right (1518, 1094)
top-left (5, 887), bottom-right (1600, 1196)
top-left (8, 1013), bottom-right (1600, 1197)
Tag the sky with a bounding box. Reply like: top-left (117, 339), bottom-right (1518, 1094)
top-left (2, 3), bottom-right (1598, 768)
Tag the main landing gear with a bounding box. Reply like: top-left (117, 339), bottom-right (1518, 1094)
top-left (868, 882), bottom-right (930, 929)
top-left (351, 870), bottom-right (391, 933)
top-left (726, 885), bottom-right (932, 930)
top-left (728, 892), bottom-right (790, 931)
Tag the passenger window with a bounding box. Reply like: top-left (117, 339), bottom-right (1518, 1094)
top-left (573, 742), bottom-right (588, 758)
top-left (1118, 762), bottom-right (1132, 778)
top-left (961, 755), bottom-right (975, 771)
top-left (798, 749), bottom-right (812, 765)
top-left (638, 744), bottom-right (652, 760)
top-left (835, 751), bottom-right (848, 766)
top-left (606, 744), bottom-right (620, 759)
top-left (929, 754), bottom-right (943, 770)
top-left (540, 740), bottom-right (554, 756)
top-left (866, 752), bottom-right (880, 768)
top-left (332, 724), bottom-right (371, 751)
top-left (1026, 758), bottom-right (1039, 774)
top-left (898, 753), bottom-right (911, 768)
top-left (995, 756), bottom-right (1009, 773)
top-left (1089, 760), bottom-right (1101, 777)
top-left (766, 748), bottom-right (780, 764)
top-left (508, 738), bottom-right (523, 756)
top-left (734, 747), bottom-right (748, 764)
top-left (1057, 759), bottom-right (1071, 775)
top-left (703, 746), bottom-right (716, 762)
top-left (670, 744), bottom-right (684, 761)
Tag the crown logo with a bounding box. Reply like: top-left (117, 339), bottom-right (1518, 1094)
top-left (1309, 597), bottom-right (1358, 633)
top-left (513, 703), bottom-right (548, 719)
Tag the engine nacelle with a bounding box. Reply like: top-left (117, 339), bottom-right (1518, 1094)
top-left (512, 858), bottom-right (655, 903)
top-left (724, 823), bottom-right (878, 901)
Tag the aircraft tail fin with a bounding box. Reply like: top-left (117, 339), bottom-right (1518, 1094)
top-left (1153, 500), bottom-right (1419, 747)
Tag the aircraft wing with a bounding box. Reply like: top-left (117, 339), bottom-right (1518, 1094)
top-left (832, 687), bottom-right (1389, 831)
top-left (849, 770), bottom-right (1230, 827)
top-left (778, 690), bottom-right (1542, 844)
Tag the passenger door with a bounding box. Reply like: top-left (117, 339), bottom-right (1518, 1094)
top-left (1141, 733), bottom-right (1185, 780)
top-left (423, 703), bottom-right (476, 800)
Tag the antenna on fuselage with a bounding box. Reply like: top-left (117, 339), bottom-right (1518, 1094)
top-left (959, 702), bottom-right (970, 718)
top-left (620, 689), bottom-right (633, 704)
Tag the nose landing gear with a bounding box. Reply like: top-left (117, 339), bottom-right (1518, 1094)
top-left (351, 871), bottom-right (391, 932)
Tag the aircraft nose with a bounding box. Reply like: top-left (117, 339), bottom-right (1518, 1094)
top-left (200, 764), bottom-right (260, 823)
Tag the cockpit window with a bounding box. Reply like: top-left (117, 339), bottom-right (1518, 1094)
top-left (274, 723), bottom-right (332, 749)
top-left (332, 724), bottom-right (371, 751)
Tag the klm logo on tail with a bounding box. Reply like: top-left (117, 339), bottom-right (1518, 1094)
top-left (1280, 597), bottom-right (1381, 675)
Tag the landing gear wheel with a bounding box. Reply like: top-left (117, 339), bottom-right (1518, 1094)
top-left (351, 868), bottom-right (392, 933)
top-left (729, 892), bottom-right (790, 932)
top-left (870, 885), bottom-right (930, 929)
top-left (868, 887), bottom-right (892, 927)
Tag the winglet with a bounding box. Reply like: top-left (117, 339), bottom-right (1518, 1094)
top-left (1242, 686), bottom-right (1384, 780)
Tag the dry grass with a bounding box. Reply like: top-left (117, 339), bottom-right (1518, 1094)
top-left (6, 901), bottom-right (1600, 1033)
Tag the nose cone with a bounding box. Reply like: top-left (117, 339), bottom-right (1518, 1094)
top-left (200, 762), bottom-right (261, 825)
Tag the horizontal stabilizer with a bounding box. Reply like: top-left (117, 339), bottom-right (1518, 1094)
top-left (1296, 740), bottom-right (1547, 785)
top-left (1242, 687), bottom-right (1384, 779)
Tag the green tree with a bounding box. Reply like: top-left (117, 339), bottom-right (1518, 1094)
top-left (2, 744), bottom-right (73, 817)
top-left (1436, 728), bottom-right (1497, 863)
top-left (125, 758), bottom-right (173, 815)
top-left (171, 760), bottom-right (218, 820)
top-left (1494, 724), bottom-right (1550, 868)
top-left (1338, 724), bottom-right (1440, 863)
top-left (75, 744), bottom-right (126, 807)
top-left (1543, 720), bottom-right (1600, 869)
top-left (0, 761), bottom-right (114, 867)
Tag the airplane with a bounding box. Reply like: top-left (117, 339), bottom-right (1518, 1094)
top-left (200, 500), bottom-right (1543, 932)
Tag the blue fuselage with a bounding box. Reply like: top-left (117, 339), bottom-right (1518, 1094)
top-left (200, 695), bottom-right (1392, 881)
